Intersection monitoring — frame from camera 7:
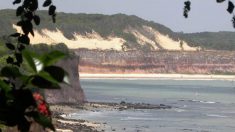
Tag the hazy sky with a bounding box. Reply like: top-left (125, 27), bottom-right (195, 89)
top-left (0, 0), bottom-right (234, 33)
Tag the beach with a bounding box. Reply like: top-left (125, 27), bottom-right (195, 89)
top-left (80, 73), bottom-right (235, 80)
top-left (51, 104), bottom-right (104, 132)
top-left (51, 102), bottom-right (171, 132)
top-left (51, 75), bottom-right (235, 132)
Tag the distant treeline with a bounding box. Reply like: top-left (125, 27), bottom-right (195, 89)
top-left (0, 9), bottom-right (235, 50)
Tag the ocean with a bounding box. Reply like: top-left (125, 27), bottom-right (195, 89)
top-left (69, 79), bottom-right (235, 132)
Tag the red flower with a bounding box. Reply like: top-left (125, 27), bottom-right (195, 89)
top-left (38, 101), bottom-right (51, 116)
top-left (33, 92), bottom-right (51, 116)
top-left (33, 92), bottom-right (43, 101)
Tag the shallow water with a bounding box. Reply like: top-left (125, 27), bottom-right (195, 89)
top-left (69, 79), bottom-right (235, 132)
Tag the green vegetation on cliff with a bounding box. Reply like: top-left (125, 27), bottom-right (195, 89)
top-left (178, 32), bottom-right (235, 51)
top-left (0, 9), bottom-right (235, 50)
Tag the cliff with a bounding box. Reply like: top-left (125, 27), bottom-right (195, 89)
top-left (76, 49), bottom-right (235, 75)
top-left (1, 9), bottom-right (235, 76)
top-left (45, 56), bottom-right (86, 104)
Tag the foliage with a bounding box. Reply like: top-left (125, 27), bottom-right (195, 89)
top-left (0, 10), bottom-right (175, 43)
top-left (184, 0), bottom-right (235, 28)
top-left (178, 31), bottom-right (235, 50)
top-left (1, 9), bottom-right (235, 51)
top-left (0, 0), bottom-right (68, 131)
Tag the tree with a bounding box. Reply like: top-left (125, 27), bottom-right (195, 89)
top-left (184, 0), bottom-right (235, 28)
top-left (0, 0), bottom-right (68, 131)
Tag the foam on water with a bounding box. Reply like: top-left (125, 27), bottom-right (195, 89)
top-left (206, 114), bottom-right (228, 118)
top-left (179, 99), bottom-right (217, 104)
top-left (120, 117), bottom-right (161, 121)
top-left (173, 108), bottom-right (186, 112)
top-left (78, 79), bottom-right (235, 132)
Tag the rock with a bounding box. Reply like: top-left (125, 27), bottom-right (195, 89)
top-left (45, 56), bottom-right (86, 104)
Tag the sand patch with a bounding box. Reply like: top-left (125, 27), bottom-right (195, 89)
top-left (57, 119), bottom-right (101, 128)
top-left (143, 26), bottom-right (197, 51)
top-left (129, 29), bottom-right (159, 50)
top-left (13, 24), bottom-right (197, 51)
top-left (13, 24), bottom-right (125, 51)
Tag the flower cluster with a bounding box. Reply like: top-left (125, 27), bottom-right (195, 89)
top-left (33, 92), bottom-right (51, 116)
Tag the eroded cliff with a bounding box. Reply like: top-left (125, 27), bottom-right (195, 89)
top-left (45, 56), bottom-right (86, 104)
top-left (76, 49), bottom-right (235, 74)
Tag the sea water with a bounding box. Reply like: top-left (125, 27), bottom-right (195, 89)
top-left (69, 79), bottom-right (235, 132)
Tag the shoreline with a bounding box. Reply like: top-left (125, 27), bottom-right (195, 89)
top-left (51, 104), bottom-right (104, 132)
top-left (51, 102), bottom-right (172, 132)
top-left (79, 73), bottom-right (235, 80)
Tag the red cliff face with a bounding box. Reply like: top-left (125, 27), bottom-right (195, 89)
top-left (45, 56), bottom-right (86, 104)
top-left (76, 49), bottom-right (235, 74)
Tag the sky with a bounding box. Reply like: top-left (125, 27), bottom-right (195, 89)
top-left (0, 0), bottom-right (234, 33)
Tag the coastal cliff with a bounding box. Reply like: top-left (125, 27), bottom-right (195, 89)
top-left (76, 49), bottom-right (235, 74)
top-left (1, 9), bottom-right (235, 76)
top-left (45, 56), bottom-right (86, 104)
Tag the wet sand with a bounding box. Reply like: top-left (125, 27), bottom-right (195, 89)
top-left (80, 73), bottom-right (235, 80)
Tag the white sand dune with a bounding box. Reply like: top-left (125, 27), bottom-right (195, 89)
top-left (142, 26), bottom-right (197, 51)
top-left (129, 29), bottom-right (159, 50)
top-left (13, 24), bottom-right (196, 51)
top-left (13, 24), bottom-right (125, 51)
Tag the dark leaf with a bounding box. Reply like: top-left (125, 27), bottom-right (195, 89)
top-left (10, 33), bottom-right (21, 37)
top-left (39, 71), bottom-right (59, 84)
top-left (0, 107), bottom-right (18, 126)
top-left (18, 35), bottom-right (30, 45)
top-left (13, 89), bottom-right (36, 110)
top-left (16, 6), bottom-right (24, 16)
top-left (184, 1), bottom-right (191, 11)
top-left (44, 66), bottom-right (65, 82)
top-left (43, 0), bottom-right (52, 7)
top-left (6, 57), bottom-right (14, 64)
top-left (13, 62), bottom-right (21, 67)
top-left (52, 14), bottom-right (56, 23)
top-left (33, 15), bottom-right (40, 25)
top-left (24, 12), bottom-right (33, 21)
top-left (29, 0), bottom-right (38, 11)
top-left (31, 76), bottom-right (53, 89)
top-left (1, 66), bottom-right (22, 78)
top-left (23, 0), bottom-right (30, 8)
top-left (183, 1), bottom-right (191, 18)
top-left (16, 21), bottom-right (23, 26)
top-left (41, 51), bottom-right (66, 66)
top-left (227, 1), bottom-right (235, 14)
top-left (17, 117), bottom-right (30, 132)
top-left (18, 44), bottom-right (25, 51)
top-left (34, 114), bottom-right (55, 131)
top-left (13, 0), bottom-right (21, 5)
top-left (20, 20), bottom-right (33, 36)
top-left (48, 5), bottom-right (56, 15)
top-left (5, 43), bottom-right (15, 50)
top-left (25, 111), bottom-right (37, 117)
top-left (22, 50), bottom-right (37, 72)
top-left (21, 21), bottom-right (34, 36)
top-left (232, 15), bottom-right (235, 28)
top-left (15, 53), bottom-right (23, 64)
top-left (217, 0), bottom-right (226, 3)
top-left (0, 80), bottom-right (11, 93)
top-left (30, 30), bottom-right (34, 37)
top-left (184, 11), bottom-right (188, 18)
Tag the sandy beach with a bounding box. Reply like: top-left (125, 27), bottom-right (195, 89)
top-left (50, 102), bottom-right (172, 132)
top-left (79, 73), bottom-right (235, 80)
top-left (51, 104), bottom-right (105, 132)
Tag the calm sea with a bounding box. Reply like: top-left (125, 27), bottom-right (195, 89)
top-left (69, 79), bottom-right (235, 132)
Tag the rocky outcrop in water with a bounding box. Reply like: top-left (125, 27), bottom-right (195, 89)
top-left (45, 56), bottom-right (86, 104)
